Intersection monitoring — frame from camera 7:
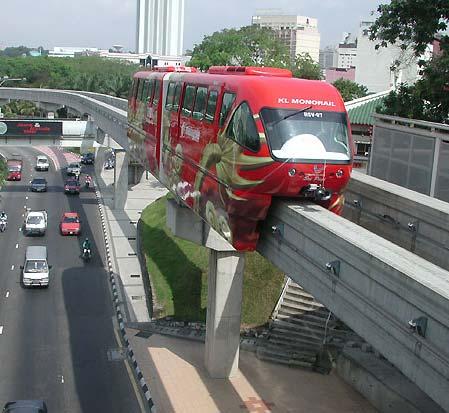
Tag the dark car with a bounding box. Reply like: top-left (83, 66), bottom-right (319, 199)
top-left (3, 400), bottom-right (47, 412)
top-left (81, 152), bottom-right (95, 165)
top-left (64, 178), bottom-right (80, 194)
top-left (30, 178), bottom-right (47, 192)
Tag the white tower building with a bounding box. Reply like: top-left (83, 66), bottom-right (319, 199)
top-left (136, 0), bottom-right (184, 56)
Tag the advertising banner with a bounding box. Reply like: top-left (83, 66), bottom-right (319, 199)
top-left (0, 120), bottom-right (63, 137)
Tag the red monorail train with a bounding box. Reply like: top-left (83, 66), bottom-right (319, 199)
top-left (128, 66), bottom-right (353, 251)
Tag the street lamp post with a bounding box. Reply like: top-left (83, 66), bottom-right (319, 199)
top-left (0, 76), bottom-right (27, 87)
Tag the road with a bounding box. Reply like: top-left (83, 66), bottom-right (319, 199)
top-left (0, 147), bottom-right (142, 412)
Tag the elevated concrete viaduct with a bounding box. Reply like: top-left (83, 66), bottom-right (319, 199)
top-left (1, 88), bottom-right (448, 410)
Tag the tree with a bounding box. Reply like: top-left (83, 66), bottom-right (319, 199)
top-left (332, 79), bottom-right (368, 102)
top-left (291, 53), bottom-right (322, 80)
top-left (370, 1), bottom-right (449, 123)
top-left (1, 100), bottom-right (40, 117)
top-left (370, 1), bottom-right (449, 56)
top-left (189, 25), bottom-right (290, 71)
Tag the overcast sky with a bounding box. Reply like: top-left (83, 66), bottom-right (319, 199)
top-left (0, 0), bottom-right (386, 52)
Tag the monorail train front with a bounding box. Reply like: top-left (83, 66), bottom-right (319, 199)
top-left (203, 67), bottom-right (353, 251)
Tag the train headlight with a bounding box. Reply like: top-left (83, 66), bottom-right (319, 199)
top-left (336, 169), bottom-right (344, 178)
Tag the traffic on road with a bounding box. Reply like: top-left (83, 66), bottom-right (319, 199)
top-left (0, 147), bottom-right (142, 412)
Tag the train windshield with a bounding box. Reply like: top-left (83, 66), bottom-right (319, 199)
top-left (260, 108), bottom-right (351, 162)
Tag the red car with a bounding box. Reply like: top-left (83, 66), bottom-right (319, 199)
top-left (64, 178), bottom-right (80, 194)
top-left (7, 166), bottom-right (22, 181)
top-left (60, 212), bottom-right (81, 235)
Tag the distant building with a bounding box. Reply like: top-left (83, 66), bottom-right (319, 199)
top-left (336, 32), bottom-right (357, 69)
top-left (355, 21), bottom-right (419, 93)
top-left (252, 12), bottom-right (320, 62)
top-left (325, 67), bottom-right (356, 83)
top-left (136, 0), bottom-right (184, 55)
top-left (48, 46), bottom-right (190, 67)
top-left (319, 46), bottom-right (337, 69)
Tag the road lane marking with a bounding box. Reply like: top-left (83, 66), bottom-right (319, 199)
top-left (0, 326), bottom-right (3, 335)
top-left (15, 244), bottom-right (18, 249)
top-left (11, 265), bottom-right (14, 270)
top-left (19, 228), bottom-right (22, 232)
top-left (26, 196), bottom-right (28, 200)
top-left (61, 375), bottom-right (64, 384)
top-left (5, 291), bottom-right (9, 298)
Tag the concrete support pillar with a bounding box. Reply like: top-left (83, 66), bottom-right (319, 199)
top-left (113, 149), bottom-right (128, 210)
top-left (166, 199), bottom-right (245, 378)
top-left (205, 250), bottom-right (245, 378)
top-left (94, 146), bottom-right (107, 178)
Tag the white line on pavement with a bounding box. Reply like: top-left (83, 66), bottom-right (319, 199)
top-left (15, 244), bottom-right (18, 249)
top-left (18, 228), bottom-right (22, 232)
top-left (10, 265), bottom-right (14, 270)
top-left (5, 291), bottom-right (9, 298)
top-left (0, 326), bottom-right (3, 335)
top-left (61, 375), bottom-right (64, 383)
top-left (25, 196), bottom-right (28, 200)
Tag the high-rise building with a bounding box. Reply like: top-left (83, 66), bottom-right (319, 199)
top-left (252, 12), bottom-right (320, 62)
top-left (319, 46), bottom-right (337, 69)
top-left (355, 21), bottom-right (419, 93)
top-left (136, 0), bottom-right (184, 55)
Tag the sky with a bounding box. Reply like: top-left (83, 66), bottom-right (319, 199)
top-left (0, 0), bottom-right (386, 52)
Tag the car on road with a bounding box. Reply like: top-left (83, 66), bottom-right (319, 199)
top-left (2, 400), bottom-right (47, 412)
top-left (6, 165), bottom-right (22, 181)
top-left (81, 152), bottom-right (95, 164)
top-left (30, 178), bottom-right (48, 192)
top-left (60, 212), bottom-right (81, 235)
top-left (66, 162), bottom-right (81, 176)
top-left (21, 246), bottom-right (50, 288)
top-left (64, 178), bottom-right (80, 194)
top-left (24, 210), bottom-right (48, 236)
top-left (35, 155), bottom-right (50, 171)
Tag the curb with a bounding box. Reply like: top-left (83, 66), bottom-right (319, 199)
top-left (94, 181), bottom-right (156, 412)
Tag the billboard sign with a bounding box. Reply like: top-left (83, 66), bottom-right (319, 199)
top-left (0, 120), bottom-right (63, 137)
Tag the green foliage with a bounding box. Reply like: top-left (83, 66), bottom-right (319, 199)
top-left (332, 79), bottom-right (368, 102)
top-left (140, 196), bottom-right (284, 325)
top-left (291, 53), bottom-right (322, 80)
top-left (0, 56), bottom-right (137, 98)
top-left (0, 156), bottom-right (6, 187)
top-left (0, 46), bottom-right (32, 57)
top-left (370, 1), bottom-right (449, 123)
top-left (1, 100), bottom-right (40, 117)
top-left (370, 1), bottom-right (449, 56)
top-left (189, 25), bottom-right (290, 71)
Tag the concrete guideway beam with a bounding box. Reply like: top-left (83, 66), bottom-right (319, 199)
top-left (0, 87), bottom-right (128, 151)
top-left (346, 170), bottom-right (449, 271)
top-left (258, 200), bottom-right (449, 411)
top-left (166, 199), bottom-right (245, 378)
top-left (113, 149), bottom-right (128, 210)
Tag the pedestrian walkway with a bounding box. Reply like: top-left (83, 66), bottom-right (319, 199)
top-left (94, 167), bottom-right (377, 413)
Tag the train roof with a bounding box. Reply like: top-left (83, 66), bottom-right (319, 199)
top-left (133, 66), bottom-right (346, 111)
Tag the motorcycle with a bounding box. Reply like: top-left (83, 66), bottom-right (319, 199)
top-left (85, 176), bottom-right (92, 189)
top-left (82, 248), bottom-right (92, 261)
top-left (0, 219), bottom-right (7, 232)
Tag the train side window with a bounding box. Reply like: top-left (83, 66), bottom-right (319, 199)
top-left (142, 80), bottom-right (151, 102)
top-left (181, 85), bottom-right (196, 117)
top-left (204, 91), bottom-right (218, 123)
top-left (147, 79), bottom-right (155, 104)
top-left (130, 79), bottom-right (138, 99)
top-left (226, 102), bottom-right (260, 152)
top-left (192, 87), bottom-right (208, 120)
top-left (165, 82), bottom-right (176, 110)
top-left (219, 92), bottom-right (236, 127)
top-left (153, 80), bottom-right (161, 105)
top-left (137, 80), bottom-right (145, 102)
top-left (172, 83), bottom-right (182, 111)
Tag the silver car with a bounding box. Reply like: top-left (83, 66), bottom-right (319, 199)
top-left (66, 162), bottom-right (81, 176)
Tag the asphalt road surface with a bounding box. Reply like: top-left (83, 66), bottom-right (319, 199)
top-left (0, 147), bottom-right (142, 412)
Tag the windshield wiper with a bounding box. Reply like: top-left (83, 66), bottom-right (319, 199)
top-left (270, 105), bottom-right (313, 127)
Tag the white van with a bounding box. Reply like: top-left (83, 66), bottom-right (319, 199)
top-left (21, 246), bottom-right (51, 287)
top-left (36, 155), bottom-right (50, 171)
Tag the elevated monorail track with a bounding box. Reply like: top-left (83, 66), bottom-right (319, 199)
top-left (258, 198), bottom-right (449, 411)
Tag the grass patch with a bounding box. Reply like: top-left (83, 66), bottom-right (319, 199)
top-left (140, 196), bottom-right (285, 326)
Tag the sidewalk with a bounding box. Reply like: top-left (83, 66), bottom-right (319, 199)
top-left (95, 168), bottom-right (377, 413)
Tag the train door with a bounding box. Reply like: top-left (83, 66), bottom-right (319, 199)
top-left (142, 78), bottom-right (159, 174)
top-left (159, 79), bottom-right (182, 188)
